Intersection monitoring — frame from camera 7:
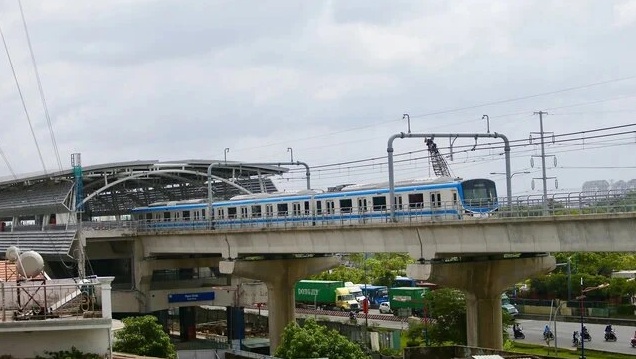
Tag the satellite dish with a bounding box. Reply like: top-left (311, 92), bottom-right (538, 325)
top-left (5, 246), bottom-right (20, 262)
top-left (16, 250), bottom-right (44, 278)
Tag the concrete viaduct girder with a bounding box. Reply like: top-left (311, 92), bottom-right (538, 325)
top-left (131, 212), bottom-right (636, 353)
top-left (139, 213), bottom-right (636, 260)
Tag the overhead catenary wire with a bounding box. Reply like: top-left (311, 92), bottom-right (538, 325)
top-left (18, 0), bottom-right (63, 171)
top-left (0, 21), bottom-right (47, 174)
top-left (280, 126), bottom-right (636, 187)
top-left (289, 123), bottom-right (636, 174)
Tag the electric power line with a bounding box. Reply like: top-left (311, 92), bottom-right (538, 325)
top-left (0, 21), bottom-right (47, 173)
top-left (18, 0), bottom-right (63, 171)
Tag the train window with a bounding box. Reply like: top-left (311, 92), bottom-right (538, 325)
top-left (394, 196), bottom-right (403, 210)
top-left (182, 211), bottom-right (190, 220)
top-left (193, 211), bottom-right (200, 221)
top-left (326, 200), bottom-right (335, 214)
top-left (408, 193), bottom-right (424, 209)
top-left (145, 213), bottom-right (152, 222)
top-left (174, 211), bottom-right (181, 220)
top-left (163, 212), bottom-right (171, 221)
top-left (304, 201), bottom-right (310, 215)
top-left (452, 192), bottom-right (458, 205)
top-left (252, 205), bottom-right (262, 217)
top-left (316, 201), bottom-right (322, 214)
top-left (340, 199), bottom-right (353, 213)
top-left (228, 207), bottom-right (237, 219)
top-left (240, 207), bottom-right (249, 218)
top-left (372, 196), bottom-right (386, 211)
top-left (216, 208), bottom-right (225, 219)
top-left (277, 203), bottom-right (288, 217)
top-left (154, 213), bottom-right (161, 221)
top-left (430, 192), bottom-right (441, 208)
top-left (202, 209), bottom-right (206, 218)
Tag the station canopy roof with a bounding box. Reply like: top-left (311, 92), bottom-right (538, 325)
top-left (0, 159), bottom-right (287, 217)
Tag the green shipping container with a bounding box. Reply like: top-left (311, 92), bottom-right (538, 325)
top-left (295, 280), bottom-right (345, 305)
top-left (389, 287), bottom-right (428, 316)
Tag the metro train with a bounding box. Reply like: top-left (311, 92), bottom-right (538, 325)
top-left (130, 176), bottom-right (498, 230)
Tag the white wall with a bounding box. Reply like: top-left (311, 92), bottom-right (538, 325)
top-left (0, 328), bottom-right (110, 358)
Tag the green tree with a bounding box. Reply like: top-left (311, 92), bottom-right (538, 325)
top-left (113, 315), bottom-right (176, 359)
top-left (425, 288), bottom-right (467, 345)
top-left (274, 318), bottom-right (368, 359)
top-left (311, 253), bottom-right (414, 286)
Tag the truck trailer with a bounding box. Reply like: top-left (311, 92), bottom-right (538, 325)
top-left (295, 280), bottom-right (360, 312)
top-left (389, 287), bottom-right (428, 317)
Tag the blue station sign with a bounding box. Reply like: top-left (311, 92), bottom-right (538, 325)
top-left (168, 292), bottom-right (215, 303)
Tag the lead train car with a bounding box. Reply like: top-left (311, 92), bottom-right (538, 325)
top-left (131, 177), bottom-right (498, 230)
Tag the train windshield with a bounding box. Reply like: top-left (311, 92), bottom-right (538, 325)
top-left (461, 179), bottom-right (498, 210)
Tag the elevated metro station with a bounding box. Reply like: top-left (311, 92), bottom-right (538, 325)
top-left (0, 160), bottom-right (286, 318)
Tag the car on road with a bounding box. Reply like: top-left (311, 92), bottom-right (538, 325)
top-left (379, 302), bottom-right (392, 314)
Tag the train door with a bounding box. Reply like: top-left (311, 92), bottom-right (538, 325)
top-left (240, 207), bottom-right (249, 227)
top-left (292, 202), bottom-right (302, 227)
top-left (252, 205), bottom-right (262, 227)
top-left (325, 200), bottom-right (335, 224)
top-left (450, 190), bottom-right (461, 219)
top-left (394, 196), bottom-right (403, 211)
top-left (265, 204), bottom-right (274, 227)
top-left (430, 192), bottom-right (442, 219)
top-left (357, 197), bottom-right (369, 223)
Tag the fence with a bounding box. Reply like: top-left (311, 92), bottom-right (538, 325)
top-left (0, 277), bottom-right (108, 322)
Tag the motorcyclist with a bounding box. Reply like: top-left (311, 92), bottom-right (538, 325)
top-left (582, 325), bottom-right (590, 340)
top-left (573, 331), bottom-right (580, 346)
top-left (543, 324), bottom-right (553, 339)
top-left (349, 310), bottom-right (356, 322)
top-left (605, 324), bottom-right (613, 334)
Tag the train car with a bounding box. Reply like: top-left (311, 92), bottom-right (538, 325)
top-left (130, 176), bottom-right (498, 231)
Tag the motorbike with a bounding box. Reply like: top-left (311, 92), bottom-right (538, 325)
top-left (348, 311), bottom-right (357, 324)
top-left (513, 326), bottom-right (525, 339)
top-left (631, 337), bottom-right (636, 348)
top-left (582, 329), bottom-right (592, 342)
top-left (604, 330), bottom-right (617, 342)
top-left (543, 330), bottom-right (554, 341)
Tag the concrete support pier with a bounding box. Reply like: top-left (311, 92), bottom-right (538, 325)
top-left (429, 256), bottom-right (556, 349)
top-left (220, 256), bottom-right (340, 353)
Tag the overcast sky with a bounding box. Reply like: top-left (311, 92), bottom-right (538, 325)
top-left (0, 1), bottom-right (635, 196)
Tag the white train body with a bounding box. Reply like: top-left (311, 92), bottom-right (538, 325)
top-left (131, 177), bottom-right (498, 230)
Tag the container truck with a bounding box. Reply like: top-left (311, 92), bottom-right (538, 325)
top-left (344, 282), bottom-right (366, 304)
top-left (389, 287), bottom-right (428, 317)
top-left (295, 280), bottom-right (360, 312)
top-left (360, 284), bottom-right (389, 309)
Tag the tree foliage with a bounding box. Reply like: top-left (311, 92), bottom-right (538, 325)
top-left (113, 315), bottom-right (176, 359)
top-left (274, 318), bottom-right (368, 359)
top-left (523, 253), bottom-right (636, 301)
top-left (425, 288), bottom-right (467, 345)
top-left (311, 253), bottom-right (414, 285)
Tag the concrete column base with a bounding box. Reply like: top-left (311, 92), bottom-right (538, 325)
top-left (430, 255), bottom-right (556, 349)
top-left (222, 256), bottom-right (340, 354)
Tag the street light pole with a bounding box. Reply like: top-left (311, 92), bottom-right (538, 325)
top-left (580, 278), bottom-right (585, 359)
top-left (576, 281), bottom-right (609, 359)
top-left (490, 171), bottom-right (530, 179)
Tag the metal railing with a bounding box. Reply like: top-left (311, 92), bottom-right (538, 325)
top-left (2, 189), bottom-right (623, 234)
top-left (118, 189), bottom-right (636, 232)
top-left (0, 278), bottom-right (105, 322)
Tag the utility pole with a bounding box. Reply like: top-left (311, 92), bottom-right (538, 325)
top-left (532, 111), bottom-right (555, 215)
top-left (71, 153), bottom-right (85, 279)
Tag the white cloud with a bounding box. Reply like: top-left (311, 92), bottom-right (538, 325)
top-left (0, 1), bottom-right (633, 193)
top-left (614, 0), bottom-right (636, 27)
